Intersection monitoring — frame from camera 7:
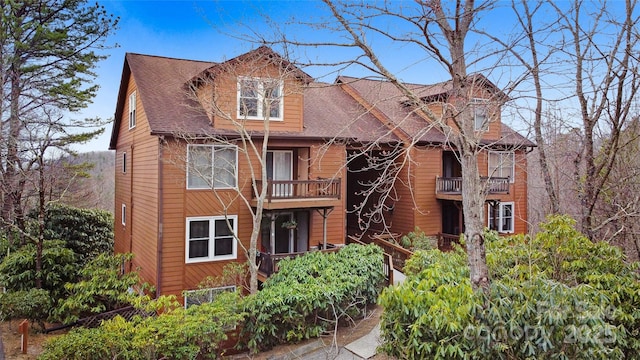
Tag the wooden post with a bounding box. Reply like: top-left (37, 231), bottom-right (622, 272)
top-left (19, 319), bottom-right (28, 354)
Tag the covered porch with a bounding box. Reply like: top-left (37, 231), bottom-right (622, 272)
top-left (256, 206), bottom-right (338, 280)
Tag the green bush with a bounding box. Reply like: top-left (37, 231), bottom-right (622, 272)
top-left (41, 203), bottom-right (114, 266)
top-left (242, 244), bottom-right (385, 352)
top-left (399, 227), bottom-right (437, 251)
top-left (0, 240), bottom-right (76, 301)
top-left (39, 292), bottom-right (245, 360)
top-left (379, 215), bottom-right (640, 359)
top-left (54, 253), bottom-right (146, 324)
top-left (0, 289), bottom-right (52, 328)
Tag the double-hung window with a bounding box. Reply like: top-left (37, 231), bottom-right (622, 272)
top-left (187, 145), bottom-right (237, 189)
top-left (186, 215), bottom-right (237, 263)
top-left (488, 151), bottom-right (515, 182)
top-left (237, 77), bottom-right (283, 120)
top-left (128, 91), bottom-right (136, 129)
top-left (472, 98), bottom-right (488, 131)
top-left (488, 202), bottom-right (514, 233)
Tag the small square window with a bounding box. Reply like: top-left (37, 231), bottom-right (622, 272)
top-left (237, 77), bottom-right (283, 120)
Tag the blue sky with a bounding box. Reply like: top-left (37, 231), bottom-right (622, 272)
top-left (78, 0), bottom-right (314, 152)
top-left (76, 0), bottom-right (623, 153)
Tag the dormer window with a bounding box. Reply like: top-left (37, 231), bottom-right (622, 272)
top-left (237, 77), bottom-right (283, 120)
top-left (472, 98), bottom-right (488, 131)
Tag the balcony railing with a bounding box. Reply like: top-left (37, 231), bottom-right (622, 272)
top-left (254, 178), bottom-right (341, 202)
top-left (257, 244), bottom-right (338, 277)
top-left (436, 176), bottom-right (510, 195)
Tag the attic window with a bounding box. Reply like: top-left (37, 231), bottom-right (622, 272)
top-left (237, 77), bottom-right (283, 120)
top-left (472, 98), bottom-right (488, 131)
top-left (128, 91), bottom-right (137, 129)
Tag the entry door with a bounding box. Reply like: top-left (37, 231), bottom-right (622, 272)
top-left (267, 150), bottom-right (293, 196)
top-left (275, 213), bottom-right (294, 254)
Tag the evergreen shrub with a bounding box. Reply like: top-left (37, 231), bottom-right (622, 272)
top-left (242, 244), bottom-right (385, 352)
top-left (379, 215), bottom-right (640, 359)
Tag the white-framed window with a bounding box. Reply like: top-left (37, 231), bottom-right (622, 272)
top-left (184, 285), bottom-right (236, 308)
top-left (237, 77), bottom-right (283, 120)
top-left (186, 215), bottom-right (237, 263)
top-left (122, 152), bottom-right (127, 173)
top-left (187, 144), bottom-right (238, 189)
top-left (121, 204), bottom-right (126, 226)
top-left (472, 98), bottom-right (489, 131)
top-left (128, 91), bottom-right (136, 129)
top-left (488, 202), bottom-right (514, 233)
top-left (488, 151), bottom-right (515, 183)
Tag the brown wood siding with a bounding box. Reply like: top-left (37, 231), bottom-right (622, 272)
top-left (388, 148), bottom-right (417, 235)
top-left (158, 138), bottom-right (351, 297)
top-left (309, 143), bottom-right (346, 246)
top-left (513, 151), bottom-right (528, 234)
top-left (412, 147), bottom-right (443, 235)
top-left (482, 149), bottom-right (529, 234)
top-left (113, 74), bottom-right (160, 288)
top-left (200, 62), bottom-right (305, 133)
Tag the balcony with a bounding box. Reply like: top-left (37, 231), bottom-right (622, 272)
top-left (257, 244), bottom-right (339, 280)
top-left (435, 176), bottom-right (510, 200)
top-left (251, 178), bottom-right (342, 210)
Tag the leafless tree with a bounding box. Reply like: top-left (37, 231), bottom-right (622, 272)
top-left (170, 48), bottom-right (310, 294)
top-left (215, 1), bottom-right (535, 291)
top-left (504, 0), bottom-right (640, 241)
top-left (299, 0), bottom-right (508, 291)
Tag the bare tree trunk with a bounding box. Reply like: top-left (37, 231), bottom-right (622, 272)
top-left (460, 151), bottom-right (489, 289)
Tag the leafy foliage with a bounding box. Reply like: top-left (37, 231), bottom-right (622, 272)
top-left (379, 215), bottom-right (640, 359)
top-left (242, 244), bottom-right (385, 352)
top-left (0, 240), bottom-right (76, 301)
top-left (0, 289), bottom-right (52, 327)
top-left (41, 203), bottom-right (114, 266)
top-left (54, 253), bottom-right (146, 324)
top-left (39, 292), bottom-right (245, 360)
top-left (398, 227), bottom-right (437, 251)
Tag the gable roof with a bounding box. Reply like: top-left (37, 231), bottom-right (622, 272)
top-left (109, 53), bottom-right (214, 149)
top-left (192, 46), bottom-right (313, 86)
top-left (336, 75), bottom-right (534, 148)
top-left (109, 50), bottom-right (533, 150)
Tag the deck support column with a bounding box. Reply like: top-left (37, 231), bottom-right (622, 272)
top-left (269, 214), bottom-right (276, 253)
top-left (315, 208), bottom-right (334, 250)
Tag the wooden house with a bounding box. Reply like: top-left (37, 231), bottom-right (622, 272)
top-left (109, 47), bottom-right (534, 300)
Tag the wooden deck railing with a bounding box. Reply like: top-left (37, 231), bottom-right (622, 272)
top-left (347, 235), bottom-right (394, 285)
top-left (437, 232), bottom-right (462, 251)
top-left (257, 244), bottom-right (339, 277)
top-left (435, 176), bottom-right (510, 194)
top-left (254, 178), bottom-right (341, 202)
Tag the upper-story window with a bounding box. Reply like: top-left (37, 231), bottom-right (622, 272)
top-left (122, 152), bottom-right (127, 173)
top-left (128, 91), bottom-right (137, 129)
top-left (488, 151), bottom-right (515, 182)
top-left (187, 144), bottom-right (238, 189)
top-left (237, 77), bottom-right (283, 120)
top-left (472, 98), bottom-right (488, 131)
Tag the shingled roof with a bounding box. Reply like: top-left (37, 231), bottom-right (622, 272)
top-left (110, 50), bottom-right (533, 150)
top-left (336, 75), bottom-right (534, 148)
